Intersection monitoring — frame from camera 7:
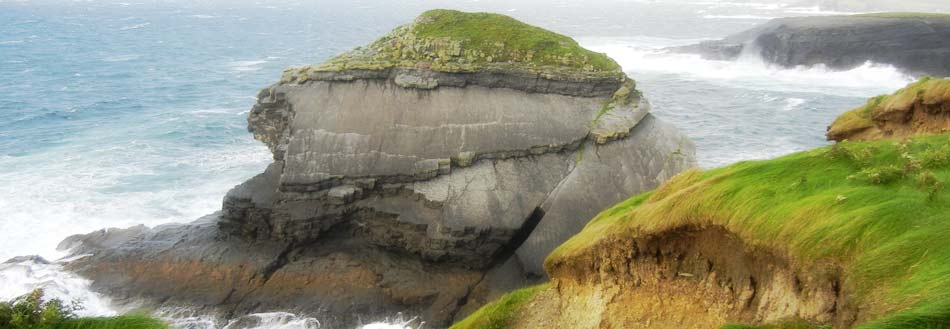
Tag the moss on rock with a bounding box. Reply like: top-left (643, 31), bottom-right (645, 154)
top-left (294, 9), bottom-right (621, 81)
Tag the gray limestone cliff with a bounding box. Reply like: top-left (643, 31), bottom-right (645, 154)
top-left (673, 14), bottom-right (950, 77)
top-left (61, 9), bottom-right (696, 328)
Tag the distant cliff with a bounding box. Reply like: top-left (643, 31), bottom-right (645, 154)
top-left (455, 88), bottom-right (950, 329)
top-left (674, 14), bottom-right (950, 77)
top-left (818, 0), bottom-right (950, 13)
top-left (62, 10), bottom-right (695, 328)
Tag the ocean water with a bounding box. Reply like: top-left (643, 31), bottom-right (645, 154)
top-left (0, 0), bottom-right (919, 328)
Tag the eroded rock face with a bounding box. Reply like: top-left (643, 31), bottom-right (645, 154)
top-left (63, 10), bottom-right (695, 327)
top-left (827, 77), bottom-right (950, 141)
top-left (673, 15), bottom-right (950, 77)
top-left (517, 226), bottom-right (855, 329)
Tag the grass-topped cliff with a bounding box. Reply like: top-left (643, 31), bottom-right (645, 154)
top-left (455, 83), bottom-right (950, 327)
top-left (546, 135), bottom-right (950, 328)
top-left (286, 9), bottom-right (621, 82)
top-left (827, 77), bottom-right (950, 141)
top-left (457, 135), bottom-right (950, 328)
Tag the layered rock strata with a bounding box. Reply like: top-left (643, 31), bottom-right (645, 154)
top-left (63, 10), bottom-right (695, 327)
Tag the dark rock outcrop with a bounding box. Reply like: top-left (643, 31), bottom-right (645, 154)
top-left (673, 14), bottom-right (950, 77)
top-left (62, 10), bottom-right (696, 327)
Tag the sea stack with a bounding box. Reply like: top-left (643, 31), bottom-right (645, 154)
top-left (62, 10), bottom-right (695, 327)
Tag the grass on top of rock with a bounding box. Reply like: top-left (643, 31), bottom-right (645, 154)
top-left (827, 77), bottom-right (950, 140)
top-left (855, 12), bottom-right (950, 19)
top-left (309, 9), bottom-right (620, 75)
top-left (450, 284), bottom-right (549, 329)
top-left (546, 135), bottom-right (950, 328)
top-left (0, 289), bottom-right (167, 329)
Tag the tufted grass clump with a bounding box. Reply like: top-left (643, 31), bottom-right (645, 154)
top-left (548, 135), bottom-right (950, 328)
top-left (450, 284), bottom-right (549, 329)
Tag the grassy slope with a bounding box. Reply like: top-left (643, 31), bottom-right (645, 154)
top-left (312, 9), bottom-right (620, 74)
top-left (410, 10), bottom-right (618, 71)
top-left (827, 77), bottom-right (950, 139)
top-left (54, 315), bottom-right (168, 329)
top-left (450, 284), bottom-right (549, 329)
top-left (546, 135), bottom-right (950, 328)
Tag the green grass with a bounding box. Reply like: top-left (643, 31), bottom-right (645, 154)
top-left (309, 9), bottom-right (621, 76)
top-left (54, 315), bottom-right (168, 329)
top-left (410, 9), bottom-right (619, 71)
top-left (547, 135), bottom-right (950, 328)
top-left (450, 284), bottom-right (549, 329)
top-left (827, 77), bottom-right (950, 140)
top-left (855, 12), bottom-right (950, 19)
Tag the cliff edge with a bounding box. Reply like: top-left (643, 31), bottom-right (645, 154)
top-left (456, 88), bottom-right (950, 328)
top-left (827, 77), bottom-right (950, 141)
top-left (61, 10), bottom-right (695, 327)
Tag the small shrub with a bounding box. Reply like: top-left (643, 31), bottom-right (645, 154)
top-left (917, 171), bottom-right (944, 201)
top-left (857, 165), bottom-right (905, 185)
top-left (919, 144), bottom-right (950, 168)
top-left (0, 289), bottom-right (82, 329)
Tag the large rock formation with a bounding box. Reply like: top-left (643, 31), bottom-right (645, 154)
top-left (827, 77), bottom-right (950, 141)
top-left (62, 10), bottom-right (695, 327)
top-left (673, 14), bottom-right (950, 77)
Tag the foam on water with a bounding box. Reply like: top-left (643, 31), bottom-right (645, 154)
top-left (579, 37), bottom-right (914, 97)
top-left (0, 257), bottom-right (116, 317)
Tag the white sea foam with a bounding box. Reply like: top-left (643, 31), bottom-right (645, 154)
top-left (782, 97), bottom-right (806, 111)
top-left (102, 54), bottom-right (140, 62)
top-left (0, 139), bottom-right (270, 261)
top-left (119, 22), bottom-right (150, 31)
top-left (0, 257), bottom-right (116, 317)
top-left (702, 14), bottom-right (774, 20)
top-left (159, 309), bottom-right (421, 329)
top-left (229, 60), bottom-right (268, 72)
top-left (579, 37), bottom-right (913, 97)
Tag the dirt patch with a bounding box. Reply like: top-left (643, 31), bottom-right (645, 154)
top-left (532, 225), bottom-right (858, 328)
